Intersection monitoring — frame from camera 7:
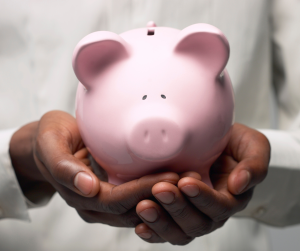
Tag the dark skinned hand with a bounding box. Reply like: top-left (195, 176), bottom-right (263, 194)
top-left (135, 123), bottom-right (270, 245)
top-left (9, 110), bottom-right (179, 227)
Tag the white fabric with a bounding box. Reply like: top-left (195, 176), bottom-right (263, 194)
top-left (0, 0), bottom-right (299, 250)
top-left (0, 128), bottom-right (30, 221)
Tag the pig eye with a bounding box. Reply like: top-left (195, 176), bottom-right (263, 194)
top-left (161, 94), bottom-right (166, 99)
top-left (142, 95), bottom-right (147, 100)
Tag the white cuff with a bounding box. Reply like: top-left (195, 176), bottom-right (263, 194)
top-left (261, 129), bottom-right (300, 170)
top-left (0, 128), bottom-right (30, 221)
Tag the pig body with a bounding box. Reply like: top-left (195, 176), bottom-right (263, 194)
top-left (73, 23), bottom-right (234, 186)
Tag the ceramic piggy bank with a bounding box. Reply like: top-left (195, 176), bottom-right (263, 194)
top-left (73, 22), bottom-right (234, 187)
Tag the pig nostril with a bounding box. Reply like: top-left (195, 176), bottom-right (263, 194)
top-left (142, 95), bottom-right (147, 100)
top-left (144, 130), bottom-right (150, 143)
top-left (162, 129), bottom-right (168, 142)
top-left (161, 94), bottom-right (166, 99)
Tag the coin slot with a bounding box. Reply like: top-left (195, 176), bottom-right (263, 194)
top-left (147, 28), bottom-right (155, 36)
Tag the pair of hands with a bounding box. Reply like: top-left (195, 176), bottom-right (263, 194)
top-left (9, 111), bottom-right (270, 245)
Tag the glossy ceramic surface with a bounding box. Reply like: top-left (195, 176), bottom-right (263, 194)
top-left (73, 23), bottom-right (234, 186)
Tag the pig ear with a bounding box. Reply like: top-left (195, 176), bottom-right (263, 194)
top-left (72, 31), bottom-right (129, 89)
top-left (174, 23), bottom-right (229, 76)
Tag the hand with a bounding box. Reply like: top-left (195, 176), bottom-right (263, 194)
top-left (9, 110), bottom-right (179, 227)
top-left (134, 123), bottom-right (270, 245)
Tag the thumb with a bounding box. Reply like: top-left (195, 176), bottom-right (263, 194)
top-left (34, 111), bottom-right (100, 197)
top-left (34, 139), bottom-right (100, 197)
top-left (228, 157), bottom-right (268, 195)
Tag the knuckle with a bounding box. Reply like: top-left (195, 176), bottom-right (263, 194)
top-left (168, 205), bottom-right (189, 219)
top-left (186, 222), bottom-right (213, 237)
top-left (195, 191), bottom-right (215, 209)
top-left (37, 129), bottom-right (53, 145)
top-left (159, 222), bottom-right (172, 233)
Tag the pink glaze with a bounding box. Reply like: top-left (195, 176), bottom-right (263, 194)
top-left (72, 22), bottom-right (234, 187)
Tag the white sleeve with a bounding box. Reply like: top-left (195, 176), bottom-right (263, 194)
top-left (0, 128), bottom-right (30, 221)
top-left (235, 0), bottom-right (300, 226)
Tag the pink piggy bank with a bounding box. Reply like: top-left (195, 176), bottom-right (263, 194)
top-left (73, 22), bottom-right (234, 187)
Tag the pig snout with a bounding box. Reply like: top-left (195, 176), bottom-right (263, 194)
top-left (127, 118), bottom-right (186, 161)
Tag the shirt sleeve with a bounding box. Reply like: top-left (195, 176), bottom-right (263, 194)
top-left (0, 128), bottom-right (30, 221)
top-left (235, 0), bottom-right (300, 227)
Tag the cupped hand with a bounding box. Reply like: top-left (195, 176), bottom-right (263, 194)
top-left (9, 110), bottom-right (179, 227)
top-left (135, 123), bottom-right (270, 245)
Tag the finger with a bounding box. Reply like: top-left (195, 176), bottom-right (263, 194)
top-left (228, 157), bottom-right (268, 195)
top-left (136, 200), bottom-right (194, 246)
top-left (178, 177), bottom-right (252, 222)
top-left (152, 182), bottom-right (222, 237)
top-left (225, 124), bottom-right (270, 194)
top-left (57, 172), bottom-right (179, 214)
top-left (179, 171), bottom-right (202, 180)
top-left (135, 223), bottom-right (166, 243)
top-left (74, 148), bottom-right (91, 168)
top-left (79, 158), bottom-right (91, 167)
top-left (34, 140), bottom-right (99, 197)
top-left (74, 148), bottom-right (89, 159)
top-left (77, 208), bottom-right (143, 227)
top-left (34, 111), bottom-right (100, 197)
top-left (96, 172), bottom-right (179, 214)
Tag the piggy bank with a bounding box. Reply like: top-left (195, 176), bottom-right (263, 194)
top-left (72, 22), bottom-right (234, 187)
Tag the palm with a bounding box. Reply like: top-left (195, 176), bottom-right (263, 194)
top-left (210, 154), bottom-right (237, 192)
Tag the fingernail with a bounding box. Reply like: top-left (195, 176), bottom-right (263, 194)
top-left (74, 172), bottom-right (93, 195)
top-left (138, 232), bottom-right (152, 239)
top-left (155, 192), bottom-right (175, 204)
top-left (181, 185), bottom-right (199, 197)
top-left (139, 208), bottom-right (158, 223)
top-left (237, 170), bottom-right (250, 194)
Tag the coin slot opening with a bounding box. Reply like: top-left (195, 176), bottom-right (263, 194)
top-left (147, 29), bottom-right (155, 36)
